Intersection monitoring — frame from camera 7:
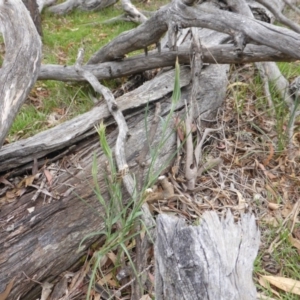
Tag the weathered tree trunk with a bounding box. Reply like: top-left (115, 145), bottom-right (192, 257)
top-left (0, 0), bottom-right (42, 148)
top-left (155, 212), bottom-right (260, 300)
top-left (22, 0), bottom-right (43, 36)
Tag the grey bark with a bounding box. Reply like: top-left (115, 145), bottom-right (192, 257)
top-left (48, 0), bottom-right (117, 14)
top-left (0, 17), bottom-right (230, 291)
top-left (37, 0), bottom-right (57, 12)
top-left (0, 102), bottom-right (175, 300)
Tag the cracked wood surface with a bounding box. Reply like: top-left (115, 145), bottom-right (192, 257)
top-left (155, 212), bottom-right (260, 300)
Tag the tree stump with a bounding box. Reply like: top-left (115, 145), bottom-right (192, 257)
top-left (155, 212), bottom-right (260, 300)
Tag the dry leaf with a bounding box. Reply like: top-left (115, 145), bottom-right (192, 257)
top-left (268, 202), bottom-right (281, 210)
top-left (261, 214), bottom-right (279, 227)
top-left (261, 275), bottom-right (300, 295)
top-left (44, 169), bottom-right (53, 186)
top-left (106, 252), bottom-right (117, 265)
top-left (258, 162), bottom-right (277, 180)
top-left (99, 33), bottom-right (108, 38)
top-left (97, 272), bottom-right (118, 288)
top-left (282, 201), bottom-right (294, 218)
top-left (293, 227), bottom-right (300, 240)
top-left (25, 175), bottom-right (35, 187)
top-left (94, 294), bottom-right (101, 300)
top-left (53, 107), bottom-right (65, 115)
top-left (0, 277), bottom-right (15, 300)
top-left (258, 276), bottom-right (280, 297)
top-left (15, 188), bottom-right (27, 197)
top-left (230, 183), bottom-right (246, 211)
top-left (289, 235), bottom-right (300, 251)
top-left (17, 175), bottom-right (35, 188)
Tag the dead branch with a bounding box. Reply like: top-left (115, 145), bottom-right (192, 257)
top-left (74, 48), bottom-right (135, 195)
top-left (87, 0), bottom-right (300, 64)
top-left (39, 44), bottom-right (298, 82)
top-left (48, 0), bottom-right (117, 14)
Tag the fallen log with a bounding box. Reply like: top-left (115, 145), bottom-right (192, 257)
top-left (0, 67), bottom-right (191, 173)
top-left (0, 95), bottom-right (176, 300)
top-left (0, 59), bottom-right (229, 299)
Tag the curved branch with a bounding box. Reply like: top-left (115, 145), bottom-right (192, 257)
top-left (75, 48), bottom-right (135, 195)
top-left (0, 0), bottom-right (42, 148)
top-left (87, 7), bottom-right (167, 64)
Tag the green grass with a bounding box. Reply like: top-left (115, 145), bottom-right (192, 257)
top-left (254, 224), bottom-right (300, 299)
top-left (42, 6), bottom-right (137, 65)
top-left (84, 59), bottom-right (182, 299)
